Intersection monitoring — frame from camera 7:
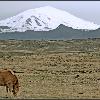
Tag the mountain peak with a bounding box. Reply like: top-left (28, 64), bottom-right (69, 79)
top-left (44, 5), bottom-right (54, 8)
top-left (35, 6), bottom-right (59, 10)
top-left (0, 6), bottom-right (100, 33)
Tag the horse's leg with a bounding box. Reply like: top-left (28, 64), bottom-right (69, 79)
top-left (5, 85), bottom-right (11, 98)
top-left (6, 86), bottom-right (9, 93)
top-left (12, 85), bottom-right (17, 97)
top-left (5, 86), bottom-right (9, 98)
top-left (7, 83), bottom-right (14, 98)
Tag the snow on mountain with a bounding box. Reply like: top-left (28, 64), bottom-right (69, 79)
top-left (0, 6), bottom-right (100, 33)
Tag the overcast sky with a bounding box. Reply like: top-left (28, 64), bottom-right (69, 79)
top-left (0, 1), bottom-right (100, 25)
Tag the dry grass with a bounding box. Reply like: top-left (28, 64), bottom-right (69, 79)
top-left (0, 39), bottom-right (100, 99)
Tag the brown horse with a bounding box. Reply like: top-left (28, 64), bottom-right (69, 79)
top-left (0, 69), bottom-right (19, 96)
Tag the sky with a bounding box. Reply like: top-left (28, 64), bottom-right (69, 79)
top-left (0, 1), bottom-right (100, 25)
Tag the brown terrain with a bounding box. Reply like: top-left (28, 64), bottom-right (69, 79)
top-left (0, 39), bottom-right (100, 99)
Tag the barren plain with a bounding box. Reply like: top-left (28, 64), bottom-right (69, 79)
top-left (0, 39), bottom-right (100, 99)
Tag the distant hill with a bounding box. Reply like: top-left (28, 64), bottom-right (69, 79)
top-left (0, 24), bottom-right (100, 40)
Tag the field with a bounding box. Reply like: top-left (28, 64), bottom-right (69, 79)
top-left (0, 39), bottom-right (100, 99)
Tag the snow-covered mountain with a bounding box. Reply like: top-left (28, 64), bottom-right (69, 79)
top-left (0, 6), bottom-right (100, 33)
